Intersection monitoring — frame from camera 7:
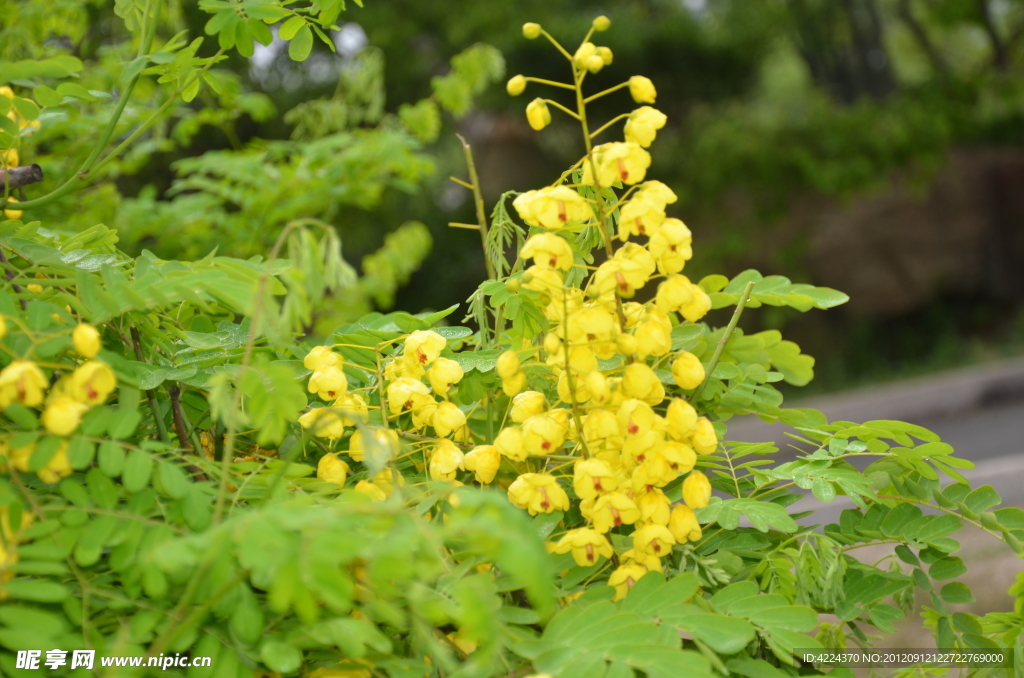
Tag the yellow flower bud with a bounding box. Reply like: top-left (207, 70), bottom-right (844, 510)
top-left (303, 345), bottom-right (342, 371)
top-left (593, 15), bottom-right (611, 31)
top-left (433, 401), bottom-right (467, 438)
top-left (521, 232), bottom-right (574, 270)
top-left (429, 439), bottom-right (465, 481)
top-left (668, 504), bottom-right (702, 543)
top-left (581, 142), bottom-right (651, 187)
top-left (648, 218), bottom-right (693, 275)
top-left (507, 74), bottom-right (527, 96)
top-left (502, 371), bottom-right (528, 397)
top-left (552, 527), bottom-right (613, 567)
top-left (403, 330), bottom-right (446, 369)
top-left (3, 197), bottom-right (22, 221)
top-left (573, 42), bottom-right (597, 67)
top-left (510, 390), bottom-right (547, 422)
top-left (41, 396), bottom-right (88, 436)
top-left (628, 75), bottom-right (657, 104)
top-left (464, 444), bottom-right (501, 484)
top-left (573, 458), bottom-right (618, 499)
top-left (494, 425), bottom-right (527, 461)
top-left (0, 360), bottom-right (47, 408)
top-left (585, 370), bottom-right (611, 406)
top-left (635, 309), bottom-right (673, 360)
top-left (523, 22), bottom-right (542, 39)
top-left (656, 274), bottom-right (694, 314)
top-left (427, 357), bottom-right (464, 396)
top-left (616, 333), bottom-right (638, 356)
top-left (507, 473), bottom-right (569, 515)
top-left (661, 440), bottom-right (697, 475)
top-left (680, 284), bottom-right (712, 323)
top-left (317, 452), bottom-right (350, 486)
top-left (672, 351), bottom-right (705, 390)
top-left (526, 98), bottom-right (551, 131)
top-left (496, 350), bottom-right (521, 379)
top-left (585, 54), bottom-right (605, 73)
top-left (522, 413), bottom-right (566, 456)
top-left (622, 363), bottom-right (665, 405)
top-left (0, 314), bottom-right (5, 339)
top-left (37, 442), bottom-right (72, 484)
top-left (1, 147), bottom-right (18, 168)
top-left (683, 470), bottom-right (712, 509)
top-left (354, 480), bottom-right (387, 502)
top-left (70, 324), bottom-right (100, 359)
top-left (635, 487), bottom-right (671, 524)
top-left (597, 46), bottom-right (613, 64)
top-left (666, 398), bottom-right (698, 441)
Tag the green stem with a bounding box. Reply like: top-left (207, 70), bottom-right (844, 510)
top-left (456, 134), bottom-right (495, 281)
top-left (3, 0), bottom-right (164, 211)
top-left (524, 76), bottom-right (576, 90)
top-left (688, 281), bottom-right (755, 405)
top-left (589, 113), bottom-right (630, 140)
top-left (583, 81), bottom-right (629, 104)
top-left (542, 98), bottom-right (581, 120)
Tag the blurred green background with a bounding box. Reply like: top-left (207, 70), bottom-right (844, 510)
top-left (13, 0), bottom-right (1024, 394)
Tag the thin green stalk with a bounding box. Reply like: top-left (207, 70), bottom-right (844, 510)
top-left (4, 0), bottom-right (164, 211)
top-left (455, 134), bottom-right (495, 281)
top-left (688, 281), bottom-right (755, 405)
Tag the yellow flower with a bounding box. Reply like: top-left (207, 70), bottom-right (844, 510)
top-left (429, 439), bottom-right (465, 481)
top-left (41, 397), bottom-right (87, 436)
top-left (556, 369), bottom-right (590, 404)
top-left (308, 365), bottom-right (348, 401)
top-left (354, 480), bottom-right (387, 501)
top-left (72, 324), bottom-right (101, 358)
top-left (526, 98), bottom-right (551, 131)
top-left (0, 314), bottom-right (6, 339)
top-left (567, 306), bottom-right (619, 347)
top-left (593, 15), bottom-right (611, 31)
top-left (494, 425), bottom-right (527, 461)
top-left (628, 75), bottom-right (657, 104)
top-left (428, 357), bottom-right (464, 396)
top-left (403, 330), bottom-right (446, 369)
top-left (648, 218), bottom-right (692, 274)
top-left (333, 393), bottom-right (369, 427)
top-left (620, 548), bottom-right (662, 573)
top-left (583, 408), bottom-right (623, 453)
top-left (303, 345), bottom-right (342, 371)
top-left (496, 350), bottom-right (521, 380)
top-left (683, 470), bottom-right (712, 509)
top-left (573, 458), bottom-right (618, 499)
top-left (68, 361), bottom-right (116, 406)
top-left (666, 398), bottom-right (698, 440)
top-left (0, 360), bottom-right (47, 407)
top-left (660, 440), bottom-right (697, 475)
top-left (501, 371), bottom-right (527, 398)
top-left (37, 442), bottom-right (72, 484)
top-left (447, 631), bottom-right (478, 656)
top-left (616, 333), bottom-right (638, 356)
top-left (634, 308), bottom-right (673, 360)
top-left (523, 22), bottom-right (541, 39)
top-left (522, 413), bottom-right (565, 456)
top-left (634, 180), bottom-right (678, 207)
top-left (672, 352), bottom-right (705, 390)
top-left (633, 454), bottom-right (677, 489)
top-left (1, 147), bottom-right (18, 168)
top-left (669, 504), bottom-right (702, 544)
top-left (299, 407), bottom-right (347, 440)
top-left (591, 243), bottom-right (655, 298)
top-left (655, 274), bottom-right (693, 314)
top-left (585, 370), bottom-right (611, 406)
top-left (597, 46), bottom-right (613, 64)
top-left (617, 398), bottom-right (656, 437)
top-left (506, 473), bottom-right (569, 515)
top-left (507, 75), bottom-right (526, 96)
top-left (373, 467), bottom-right (404, 495)
top-left (411, 400), bottom-right (437, 431)
top-left (521, 266), bottom-right (564, 302)
top-left (591, 492), bottom-right (640, 533)
top-left (633, 522), bottom-right (676, 556)
top-left (464, 445), bottom-right (501, 484)
top-left (3, 198), bottom-right (22, 221)
top-left (582, 142), bottom-right (651, 186)
top-left (691, 416), bottom-right (718, 455)
top-left (618, 197), bottom-right (665, 240)
top-left (635, 487), bottom-right (672, 524)
top-left (512, 186), bottom-right (591, 230)
top-left (318, 453), bottom-right (350, 486)
top-left (622, 363), bottom-right (664, 405)
top-left (347, 427), bottom-right (399, 463)
top-left (552, 528), bottom-right (614, 567)
top-left (521, 233), bottom-right (574, 270)
top-left (609, 562), bottom-right (650, 600)
top-left (386, 377), bottom-right (431, 414)
top-left (624, 107), bottom-right (667, 148)
top-left (433, 401), bottom-right (467, 438)
top-left (510, 391), bottom-right (547, 423)
top-left (680, 283), bottom-right (712, 323)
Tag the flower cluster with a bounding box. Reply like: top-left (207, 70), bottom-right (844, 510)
top-left (0, 322), bottom-right (116, 483)
top-left (298, 15), bottom-right (723, 603)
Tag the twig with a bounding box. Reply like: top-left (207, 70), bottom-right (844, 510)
top-left (688, 281), bottom-right (755, 405)
top-left (130, 326), bottom-right (170, 444)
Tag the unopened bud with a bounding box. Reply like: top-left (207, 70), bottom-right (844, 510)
top-left (593, 15), bottom-right (611, 31)
top-left (523, 22), bottom-right (542, 39)
top-left (507, 75), bottom-right (527, 96)
top-left (526, 98), bottom-right (551, 131)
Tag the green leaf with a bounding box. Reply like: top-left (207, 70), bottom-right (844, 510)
top-left (4, 580), bottom-right (69, 602)
top-left (260, 641), bottom-right (301, 673)
top-left (122, 448), bottom-right (154, 493)
top-left (963, 485), bottom-right (1001, 513)
top-left (929, 556), bottom-right (967, 581)
top-left (288, 25), bottom-right (314, 61)
top-left (667, 611), bottom-right (757, 655)
top-left (748, 606), bottom-right (818, 632)
top-left (98, 441), bottom-right (126, 478)
top-left (156, 461), bottom-right (190, 499)
top-left (278, 15), bottom-right (305, 40)
top-left (939, 582), bottom-right (975, 605)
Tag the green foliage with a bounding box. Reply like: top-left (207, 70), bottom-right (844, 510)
top-left (2, 7), bottom-right (1024, 678)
